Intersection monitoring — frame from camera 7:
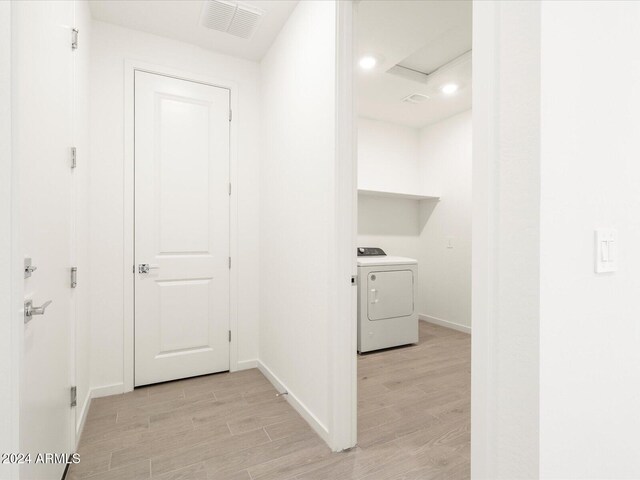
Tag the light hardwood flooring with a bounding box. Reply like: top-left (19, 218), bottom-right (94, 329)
top-left (68, 322), bottom-right (470, 480)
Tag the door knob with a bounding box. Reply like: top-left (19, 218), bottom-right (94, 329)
top-left (24, 299), bottom-right (52, 324)
top-left (138, 264), bottom-right (159, 274)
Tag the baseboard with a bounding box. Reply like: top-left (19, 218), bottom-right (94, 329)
top-left (236, 359), bottom-right (258, 371)
top-left (75, 383), bottom-right (122, 449)
top-left (419, 314), bottom-right (471, 334)
top-left (75, 391), bottom-right (91, 447)
top-left (256, 360), bottom-right (330, 445)
top-left (90, 382), bottom-right (125, 399)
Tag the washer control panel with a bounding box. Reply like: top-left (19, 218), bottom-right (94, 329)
top-left (357, 247), bottom-right (386, 257)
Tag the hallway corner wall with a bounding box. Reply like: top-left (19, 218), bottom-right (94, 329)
top-left (259, 0), bottom-right (338, 445)
top-left (539, 2), bottom-right (640, 477)
top-left (417, 110), bottom-right (472, 332)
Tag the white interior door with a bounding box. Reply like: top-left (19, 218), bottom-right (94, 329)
top-left (15, 1), bottom-right (74, 478)
top-left (134, 71), bottom-right (231, 387)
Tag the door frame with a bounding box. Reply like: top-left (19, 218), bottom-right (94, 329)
top-left (123, 60), bottom-right (239, 392)
top-left (1, 3), bottom-right (21, 477)
top-left (330, 0), bottom-right (358, 451)
top-left (338, 0), bottom-right (499, 465)
top-left (470, 3), bottom-right (497, 475)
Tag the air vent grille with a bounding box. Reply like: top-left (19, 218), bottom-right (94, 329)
top-left (200, 0), bottom-right (264, 40)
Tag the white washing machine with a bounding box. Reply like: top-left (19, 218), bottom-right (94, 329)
top-left (357, 247), bottom-right (418, 353)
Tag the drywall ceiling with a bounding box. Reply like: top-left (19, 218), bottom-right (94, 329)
top-left (89, 0), bottom-right (297, 61)
top-left (357, 0), bottom-right (472, 128)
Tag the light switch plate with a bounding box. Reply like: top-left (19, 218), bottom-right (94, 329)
top-left (595, 228), bottom-right (617, 273)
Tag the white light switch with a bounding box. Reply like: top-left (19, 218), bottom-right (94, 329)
top-left (595, 229), bottom-right (617, 273)
top-left (446, 237), bottom-right (454, 249)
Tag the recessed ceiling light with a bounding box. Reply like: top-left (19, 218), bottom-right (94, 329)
top-left (359, 55), bottom-right (377, 70)
top-left (441, 83), bottom-right (459, 95)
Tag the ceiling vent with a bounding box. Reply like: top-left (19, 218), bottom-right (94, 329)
top-left (402, 93), bottom-right (430, 104)
top-left (200, 1), bottom-right (264, 40)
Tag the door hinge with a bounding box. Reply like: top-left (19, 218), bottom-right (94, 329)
top-left (229, 110), bottom-right (232, 122)
top-left (228, 183), bottom-right (231, 196)
top-left (70, 267), bottom-right (77, 288)
top-left (228, 330), bottom-right (231, 342)
top-left (351, 275), bottom-right (358, 286)
top-left (70, 386), bottom-right (77, 407)
top-left (70, 146), bottom-right (77, 169)
top-left (228, 257), bottom-right (231, 269)
top-left (71, 28), bottom-right (78, 50)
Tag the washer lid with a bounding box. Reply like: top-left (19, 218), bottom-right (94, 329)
top-left (357, 255), bottom-right (417, 267)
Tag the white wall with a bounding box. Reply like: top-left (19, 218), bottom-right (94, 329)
top-left (357, 117), bottom-right (420, 193)
top-left (356, 117), bottom-right (422, 260)
top-left (474, 2), bottom-right (640, 478)
top-left (356, 113), bottom-right (472, 331)
top-left (73, 0), bottom-right (93, 441)
top-left (471, 2), bottom-right (541, 478)
top-left (358, 195), bottom-right (422, 260)
top-left (539, 1), bottom-right (640, 477)
top-left (417, 111), bottom-right (472, 329)
top-left (357, 116), bottom-right (423, 308)
top-left (259, 0), bottom-right (336, 442)
top-left (357, 118), bottom-right (423, 308)
top-left (89, 21), bottom-right (261, 392)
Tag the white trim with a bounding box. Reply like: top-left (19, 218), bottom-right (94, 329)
top-left (419, 314), bottom-right (471, 335)
top-left (91, 383), bottom-right (126, 399)
top-left (236, 359), bottom-right (257, 371)
top-left (69, 0), bottom-right (79, 453)
top-left (123, 60), bottom-right (240, 392)
top-left (75, 392), bottom-right (91, 447)
top-left (123, 60), bottom-right (134, 392)
top-left (471, 2), bottom-right (499, 478)
top-left (257, 360), bottom-right (330, 445)
top-left (328, 0), bottom-right (358, 453)
top-left (1, 4), bottom-right (20, 478)
top-left (75, 383), bottom-right (123, 444)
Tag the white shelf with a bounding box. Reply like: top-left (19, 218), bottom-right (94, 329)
top-left (358, 188), bottom-right (439, 201)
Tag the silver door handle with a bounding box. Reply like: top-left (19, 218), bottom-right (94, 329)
top-left (24, 299), bottom-right (52, 324)
top-left (138, 264), bottom-right (159, 274)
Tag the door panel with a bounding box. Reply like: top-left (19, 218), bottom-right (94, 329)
top-left (158, 279), bottom-right (212, 353)
top-left (15, 1), bottom-right (74, 478)
top-left (158, 96), bottom-right (212, 253)
top-left (367, 270), bottom-right (414, 321)
top-left (134, 71), bottom-right (230, 386)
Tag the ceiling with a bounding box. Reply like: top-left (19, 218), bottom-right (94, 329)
top-left (89, 0), bottom-right (298, 61)
top-left (356, 1), bottom-right (472, 128)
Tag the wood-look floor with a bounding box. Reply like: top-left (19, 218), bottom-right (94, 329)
top-left (68, 322), bottom-right (470, 480)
